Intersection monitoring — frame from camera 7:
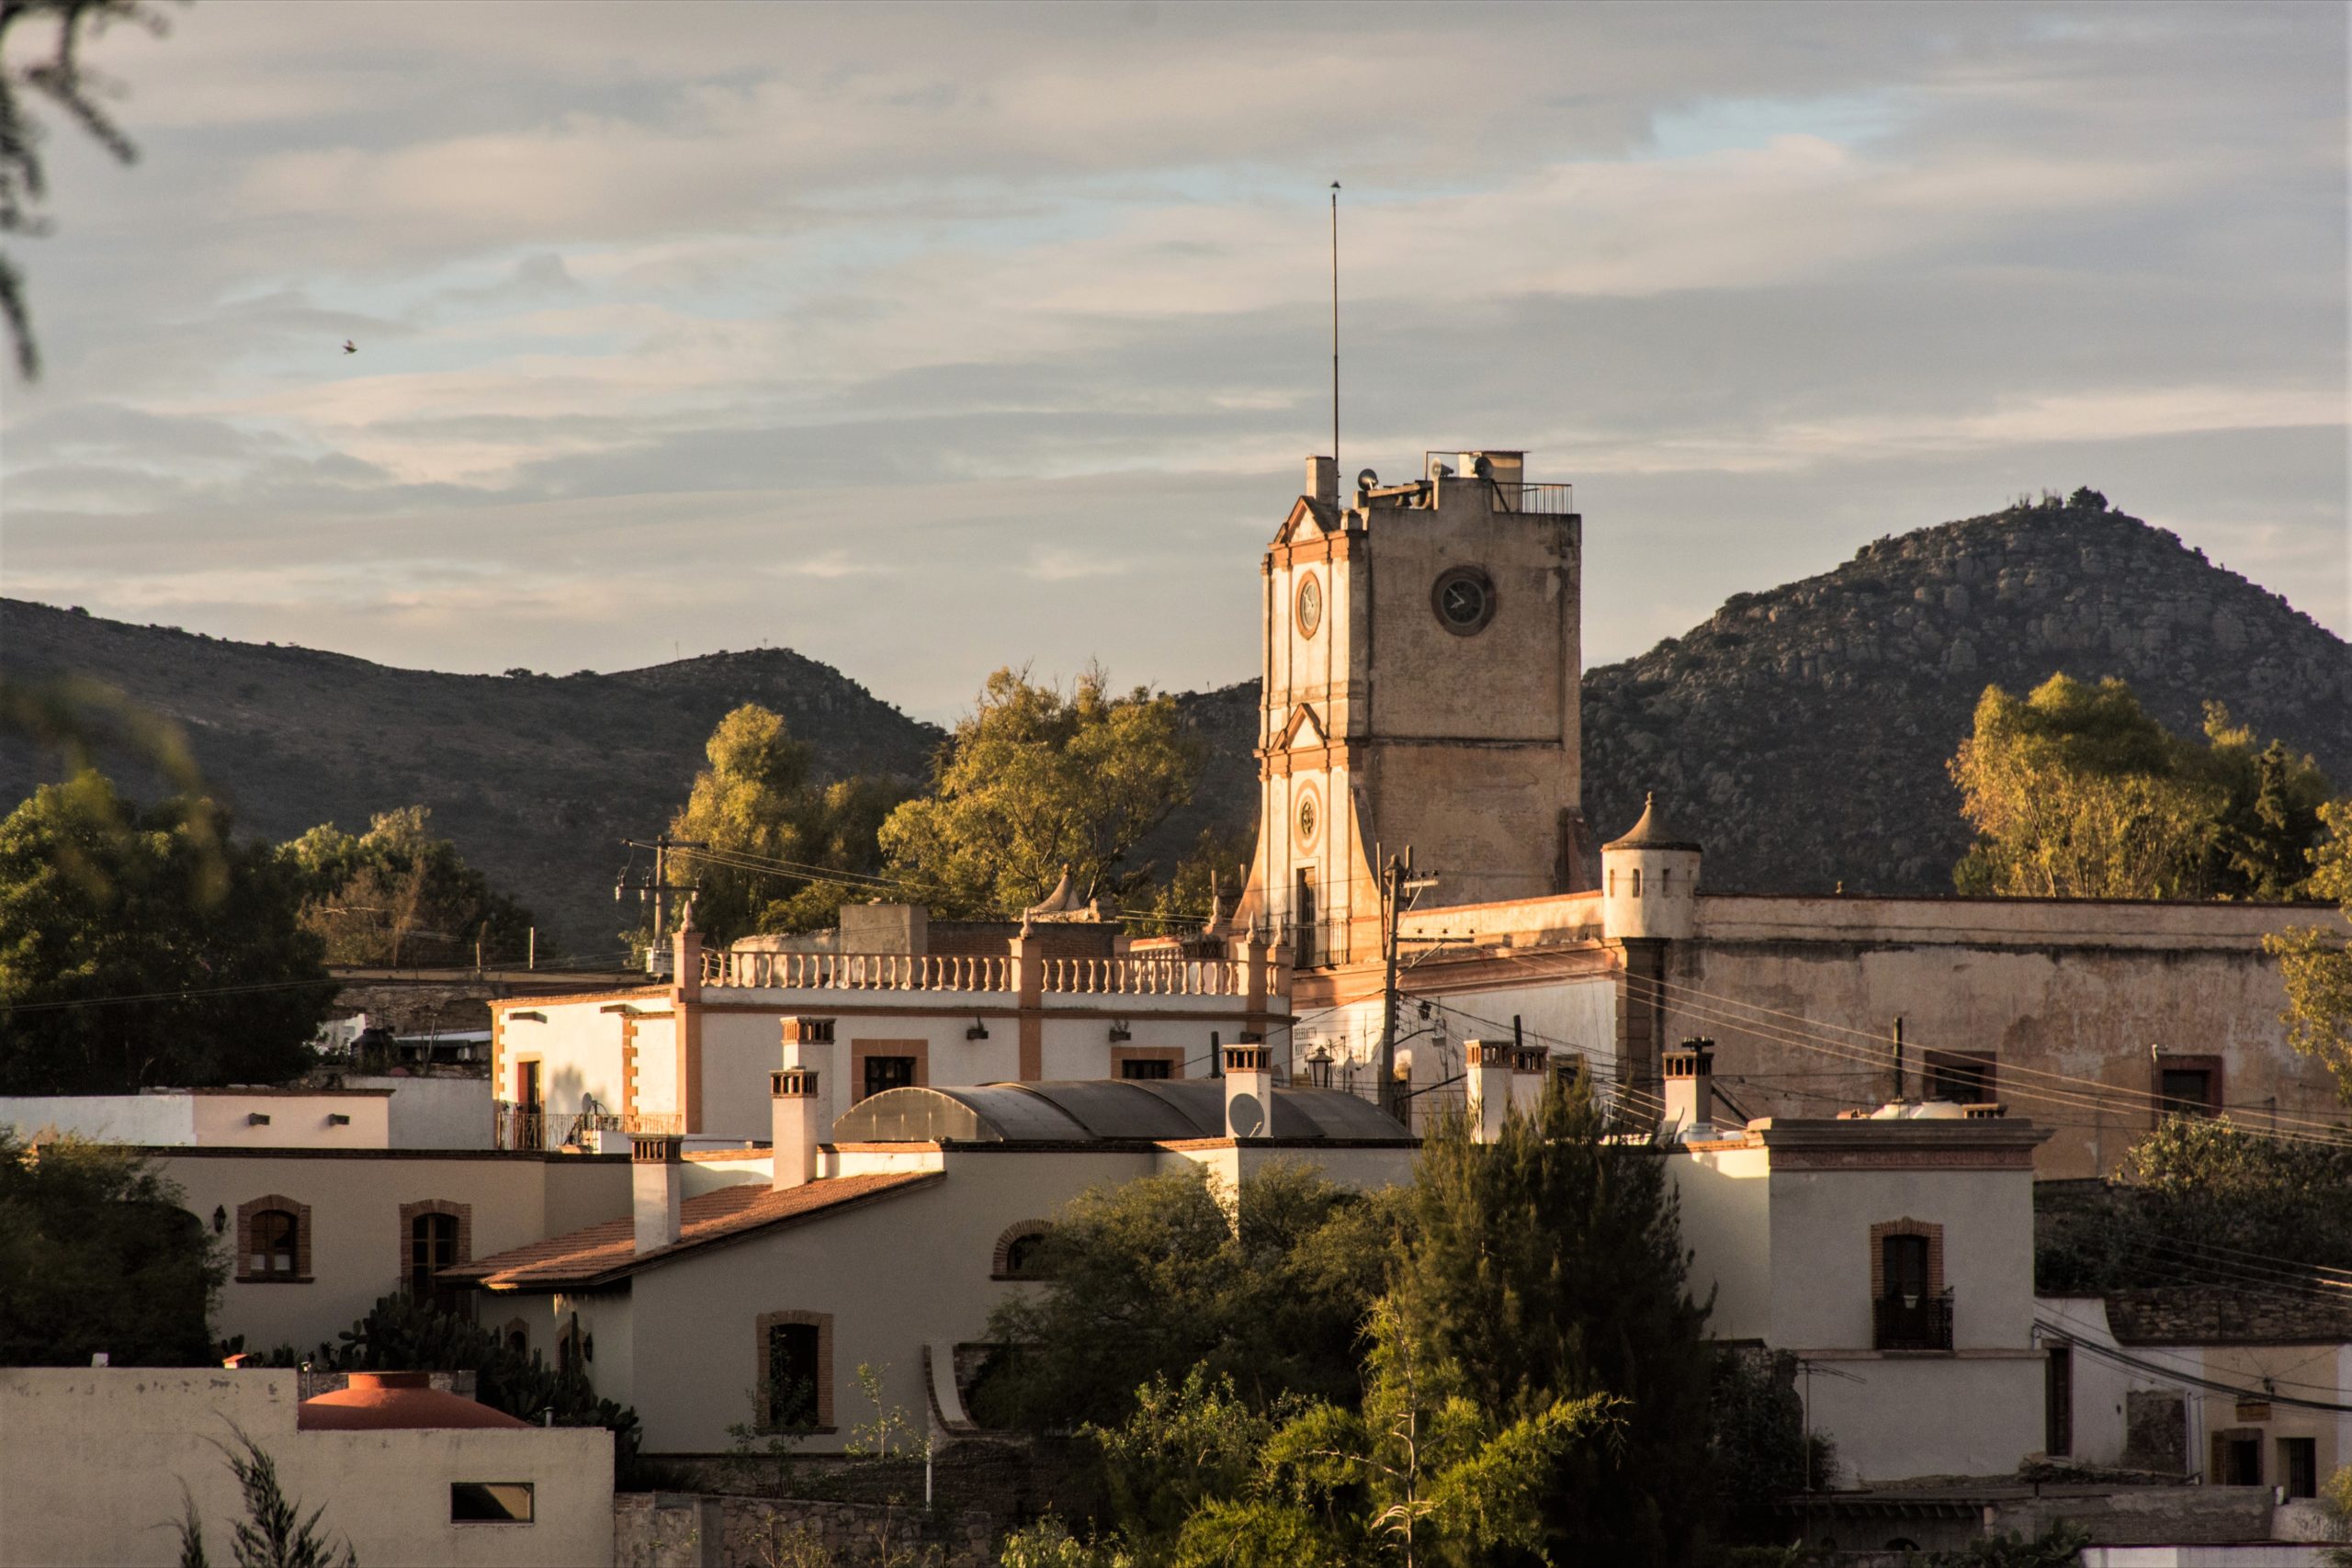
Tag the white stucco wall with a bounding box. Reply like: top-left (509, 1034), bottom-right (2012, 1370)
top-left (346, 1075), bottom-right (495, 1149)
top-left (1665, 1145), bottom-right (1773, 1342)
top-left (153, 1150), bottom-right (630, 1356)
top-left (1, 1090), bottom-right (392, 1149)
top-left (0, 1368), bottom-right (612, 1567)
top-left (1802, 1351), bottom-right (2045, 1485)
top-left (1767, 1164), bottom-right (2033, 1351)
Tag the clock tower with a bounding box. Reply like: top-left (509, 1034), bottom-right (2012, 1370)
top-left (1244, 450), bottom-right (1589, 965)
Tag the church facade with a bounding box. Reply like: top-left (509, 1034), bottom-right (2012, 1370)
top-left (1234, 450), bottom-right (2341, 1177)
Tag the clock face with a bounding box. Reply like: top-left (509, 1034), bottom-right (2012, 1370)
top-left (1430, 567), bottom-right (1495, 635)
top-left (1295, 573), bottom-right (1323, 637)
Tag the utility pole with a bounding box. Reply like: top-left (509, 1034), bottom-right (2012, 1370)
top-left (616, 834), bottom-right (704, 956)
top-left (1329, 180), bottom-right (1340, 488)
top-left (1374, 847), bottom-right (1440, 1122)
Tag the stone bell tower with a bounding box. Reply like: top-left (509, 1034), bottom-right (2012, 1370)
top-left (1243, 450), bottom-right (1589, 965)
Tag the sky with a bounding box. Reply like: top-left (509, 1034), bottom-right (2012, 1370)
top-left (1, 1), bottom-right (2345, 723)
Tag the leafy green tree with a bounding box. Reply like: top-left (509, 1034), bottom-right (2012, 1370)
top-left (281, 806), bottom-right (537, 968)
top-left (1949, 676), bottom-right (2331, 900)
top-left (2035, 1113), bottom-right (2352, 1292)
top-left (0, 1129), bottom-right (222, 1365)
top-left (1132, 824), bottom-right (1254, 936)
top-left (2267, 798), bottom-right (2352, 1101)
top-left (1921, 1522), bottom-right (2093, 1568)
top-left (881, 667), bottom-right (1198, 919)
top-left (978, 1162), bottom-right (1396, 1431)
top-left (1709, 1351), bottom-right (1835, 1529)
top-left (664, 705), bottom-right (906, 944)
top-left (1385, 1080), bottom-right (1717, 1566)
top-left (0, 773), bottom-right (334, 1093)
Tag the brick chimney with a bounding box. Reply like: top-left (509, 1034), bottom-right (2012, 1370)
top-left (1464, 1039), bottom-right (1513, 1144)
top-left (1662, 1039), bottom-right (1715, 1139)
top-left (1223, 1042), bottom-right (1273, 1139)
top-left (632, 1134), bottom-right (684, 1252)
top-left (771, 1068), bottom-right (823, 1190)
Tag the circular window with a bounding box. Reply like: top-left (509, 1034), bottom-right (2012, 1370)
top-left (1295, 789), bottom-right (1319, 846)
top-left (1431, 567), bottom-right (1495, 636)
top-left (1295, 573), bottom-right (1323, 638)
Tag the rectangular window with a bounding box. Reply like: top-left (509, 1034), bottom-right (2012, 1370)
top-left (1926, 1051), bottom-right (1996, 1105)
top-left (2154, 1054), bottom-right (2224, 1122)
top-left (2214, 1433), bottom-right (2262, 1485)
top-left (1294, 868), bottom-right (1317, 967)
top-left (1883, 1234), bottom-right (1931, 1301)
top-left (1120, 1058), bottom-right (1171, 1081)
top-left (2280, 1437), bottom-right (2316, 1499)
top-left (2043, 1345), bottom-right (2072, 1457)
top-left (450, 1483), bottom-right (534, 1523)
top-left (863, 1055), bottom-right (916, 1100)
top-left (765, 1323), bottom-right (821, 1429)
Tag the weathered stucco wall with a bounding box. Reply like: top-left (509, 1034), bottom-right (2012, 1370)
top-left (1666, 896), bottom-right (2336, 1179)
top-left (0, 1368), bottom-right (611, 1567)
top-left (153, 1148), bottom-right (629, 1355)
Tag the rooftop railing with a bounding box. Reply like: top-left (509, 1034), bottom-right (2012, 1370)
top-left (705, 948), bottom-right (1276, 998)
top-left (492, 1105), bottom-right (683, 1152)
top-left (1490, 480), bottom-right (1574, 515)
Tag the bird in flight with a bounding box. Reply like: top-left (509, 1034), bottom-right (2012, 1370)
top-left (342, 340), bottom-right (356, 355)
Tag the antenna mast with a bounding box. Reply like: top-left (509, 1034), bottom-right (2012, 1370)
top-left (1329, 181), bottom-right (1340, 490)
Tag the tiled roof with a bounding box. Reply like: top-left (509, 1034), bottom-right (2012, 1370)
top-left (446, 1170), bottom-right (940, 1291)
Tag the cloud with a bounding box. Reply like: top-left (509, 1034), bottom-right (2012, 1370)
top-left (0, 0), bottom-right (2340, 724)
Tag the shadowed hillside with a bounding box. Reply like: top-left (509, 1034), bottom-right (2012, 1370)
top-left (0, 601), bottom-right (941, 950)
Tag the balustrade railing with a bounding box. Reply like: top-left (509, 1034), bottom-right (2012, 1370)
top-left (493, 1105), bottom-right (684, 1152)
top-left (1872, 1289), bottom-right (1956, 1352)
top-left (705, 949), bottom-right (1278, 998)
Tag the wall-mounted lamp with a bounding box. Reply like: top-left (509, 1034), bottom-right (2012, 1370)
top-left (211, 1205), bottom-right (228, 1235)
top-left (508, 1011), bottom-right (547, 1023)
top-left (1108, 1021), bottom-right (1132, 1044)
top-left (966, 1018), bottom-right (989, 1041)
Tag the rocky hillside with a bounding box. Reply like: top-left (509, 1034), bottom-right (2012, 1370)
top-left (0, 601), bottom-right (942, 950)
top-left (1579, 497), bottom-right (2351, 892)
top-left (1174, 498), bottom-right (2350, 897)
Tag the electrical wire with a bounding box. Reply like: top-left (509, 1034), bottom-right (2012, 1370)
top-left (2033, 1323), bottom-right (2352, 1415)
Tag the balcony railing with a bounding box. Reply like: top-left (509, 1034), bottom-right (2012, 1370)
top-left (493, 1105), bottom-right (684, 1152)
top-left (704, 949), bottom-right (1273, 998)
top-left (1873, 1289), bottom-right (1955, 1351)
top-left (1490, 481), bottom-right (1574, 515)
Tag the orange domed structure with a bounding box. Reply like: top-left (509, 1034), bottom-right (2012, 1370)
top-left (297, 1371), bottom-right (532, 1431)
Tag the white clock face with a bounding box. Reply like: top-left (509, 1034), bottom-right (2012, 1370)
top-left (1295, 573), bottom-right (1323, 637)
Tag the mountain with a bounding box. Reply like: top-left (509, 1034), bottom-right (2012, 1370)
top-left (0, 601), bottom-right (942, 950)
top-left (7, 497), bottom-right (2346, 938)
top-left (1173, 497), bottom-right (2352, 897)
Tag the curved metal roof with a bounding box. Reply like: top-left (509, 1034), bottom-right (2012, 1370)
top-left (829, 1080), bottom-right (1413, 1145)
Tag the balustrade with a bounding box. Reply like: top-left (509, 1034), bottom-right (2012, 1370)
top-left (700, 948), bottom-right (1275, 998)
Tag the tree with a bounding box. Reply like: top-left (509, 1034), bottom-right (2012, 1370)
top-left (0, 773), bottom-right (335, 1093)
top-left (170, 1426), bottom-right (356, 1568)
top-left (0, 1129), bottom-right (222, 1365)
top-left (880, 667), bottom-right (1198, 919)
top-left (1, 1), bottom-right (171, 378)
top-left (1384, 1079), bottom-right (1718, 1565)
top-left (665, 705), bottom-right (906, 945)
top-left (2035, 1113), bottom-right (2352, 1292)
top-left (280, 806), bottom-right (538, 968)
top-left (1950, 676), bottom-right (2332, 900)
top-left (977, 1162), bottom-right (1396, 1432)
top-left (2267, 798), bottom-right (2352, 1101)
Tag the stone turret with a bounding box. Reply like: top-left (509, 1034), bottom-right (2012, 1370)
top-left (1600, 793), bottom-right (1701, 942)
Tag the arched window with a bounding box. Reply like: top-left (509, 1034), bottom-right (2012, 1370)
top-left (253, 1210), bottom-right (299, 1275)
top-left (235, 1195), bottom-right (311, 1282)
top-left (398, 1200), bottom-right (472, 1312)
top-left (992, 1221), bottom-right (1055, 1280)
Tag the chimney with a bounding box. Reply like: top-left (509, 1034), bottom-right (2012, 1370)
top-left (1510, 1035), bottom-right (1551, 1117)
top-left (1464, 1039), bottom-right (1513, 1144)
top-left (1662, 1039), bottom-right (1714, 1138)
top-left (770, 1068), bottom-right (823, 1190)
top-left (1305, 455), bottom-right (1337, 509)
top-left (1223, 1042), bottom-right (1273, 1139)
top-left (632, 1134), bottom-right (684, 1252)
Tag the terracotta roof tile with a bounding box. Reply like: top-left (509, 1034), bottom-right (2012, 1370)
top-left (446, 1170), bottom-right (939, 1291)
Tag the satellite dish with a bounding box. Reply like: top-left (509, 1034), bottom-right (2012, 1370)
top-left (1356, 468), bottom-right (1378, 491)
